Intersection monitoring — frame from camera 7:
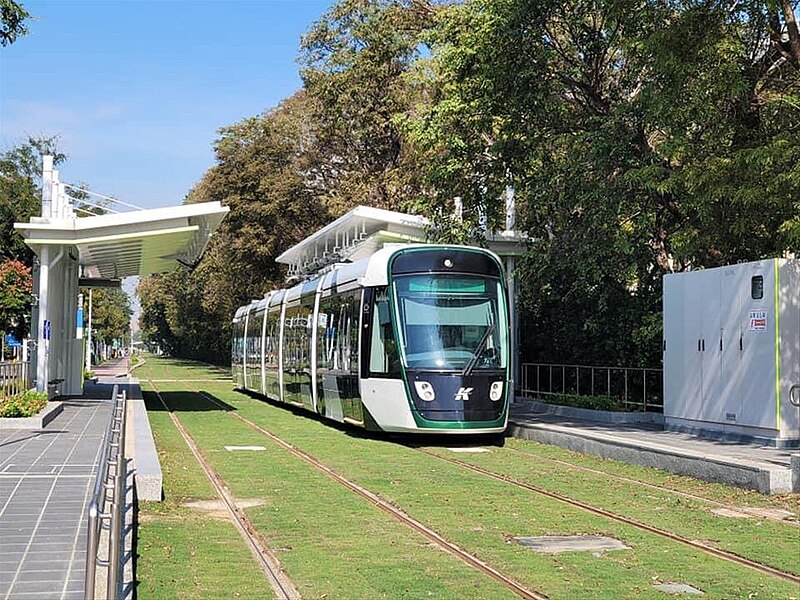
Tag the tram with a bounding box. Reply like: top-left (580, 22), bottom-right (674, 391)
top-left (232, 244), bottom-right (510, 434)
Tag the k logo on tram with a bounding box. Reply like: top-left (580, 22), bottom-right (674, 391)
top-left (454, 387), bottom-right (474, 401)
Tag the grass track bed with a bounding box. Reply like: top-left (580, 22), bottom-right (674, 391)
top-left (208, 387), bottom-right (798, 599)
top-left (421, 446), bottom-right (800, 575)
top-left (137, 358), bottom-right (800, 599)
top-left (148, 385), bottom-right (519, 599)
top-left (137, 390), bottom-right (276, 599)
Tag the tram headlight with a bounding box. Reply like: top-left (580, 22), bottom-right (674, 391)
top-left (489, 381), bottom-right (504, 402)
top-left (414, 381), bottom-right (436, 402)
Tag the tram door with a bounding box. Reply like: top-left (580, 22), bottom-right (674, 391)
top-left (282, 303), bottom-right (302, 405)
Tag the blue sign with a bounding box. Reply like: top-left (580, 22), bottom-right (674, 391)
top-left (4, 334), bottom-right (21, 348)
top-left (43, 320), bottom-right (51, 341)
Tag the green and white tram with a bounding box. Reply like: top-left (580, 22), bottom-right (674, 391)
top-left (232, 244), bottom-right (510, 434)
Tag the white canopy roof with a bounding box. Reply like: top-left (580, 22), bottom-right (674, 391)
top-left (15, 202), bottom-right (229, 278)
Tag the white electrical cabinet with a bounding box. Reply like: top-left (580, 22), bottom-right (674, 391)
top-left (663, 259), bottom-right (800, 446)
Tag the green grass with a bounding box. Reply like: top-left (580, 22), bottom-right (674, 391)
top-left (138, 356), bottom-right (800, 599)
top-left (146, 385), bottom-right (518, 599)
top-left (136, 387), bottom-right (276, 599)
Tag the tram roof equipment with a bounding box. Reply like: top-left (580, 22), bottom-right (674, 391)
top-left (276, 205), bottom-right (527, 283)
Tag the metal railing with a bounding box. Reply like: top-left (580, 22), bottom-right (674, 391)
top-left (85, 384), bottom-right (127, 600)
top-left (0, 361), bottom-right (30, 402)
top-left (520, 363), bottom-right (663, 412)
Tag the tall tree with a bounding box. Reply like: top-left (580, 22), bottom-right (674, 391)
top-left (299, 0), bottom-right (436, 213)
top-left (139, 92), bottom-right (333, 363)
top-left (404, 0), bottom-right (799, 365)
top-left (0, 0), bottom-right (30, 46)
top-left (89, 288), bottom-right (131, 346)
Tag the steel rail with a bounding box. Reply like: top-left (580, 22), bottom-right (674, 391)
top-left (149, 382), bottom-right (300, 600)
top-left (418, 448), bottom-right (800, 586)
top-left (504, 446), bottom-right (800, 528)
top-left (195, 390), bottom-right (548, 600)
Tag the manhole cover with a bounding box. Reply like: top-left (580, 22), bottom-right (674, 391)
top-left (446, 447), bottom-right (491, 453)
top-left (183, 498), bottom-right (266, 511)
top-left (712, 508), bottom-right (752, 519)
top-left (654, 582), bottom-right (704, 595)
top-left (514, 535), bottom-right (630, 553)
top-left (224, 445), bottom-right (266, 451)
top-left (741, 507), bottom-right (796, 520)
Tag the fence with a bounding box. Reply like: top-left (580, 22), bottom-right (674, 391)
top-left (0, 361), bottom-right (30, 402)
top-left (520, 363), bottom-right (663, 412)
top-left (85, 384), bottom-right (127, 600)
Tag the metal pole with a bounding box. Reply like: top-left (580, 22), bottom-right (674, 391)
top-left (84, 501), bottom-right (99, 600)
top-left (85, 289), bottom-right (93, 372)
top-left (643, 371), bottom-right (647, 411)
top-left (624, 369), bottom-right (629, 409)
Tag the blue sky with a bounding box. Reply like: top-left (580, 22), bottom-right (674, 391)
top-left (1, 0), bottom-right (334, 209)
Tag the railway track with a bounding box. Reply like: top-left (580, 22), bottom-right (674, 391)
top-left (192, 389), bottom-right (549, 600)
top-left (416, 447), bottom-right (800, 586)
top-left (150, 382), bottom-right (301, 600)
top-left (503, 445), bottom-right (800, 527)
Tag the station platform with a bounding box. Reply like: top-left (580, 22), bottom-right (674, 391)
top-left (0, 358), bottom-right (133, 600)
top-left (509, 399), bottom-right (800, 495)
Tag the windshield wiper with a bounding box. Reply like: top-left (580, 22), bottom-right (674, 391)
top-left (461, 324), bottom-right (495, 377)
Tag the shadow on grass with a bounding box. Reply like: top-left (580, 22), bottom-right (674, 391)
top-left (143, 390), bottom-right (236, 413)
top-left (234, 388), bottom-right (506, 447)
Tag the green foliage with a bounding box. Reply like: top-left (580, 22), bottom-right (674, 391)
top-left (87, 288), bottom-right (131, 344)
top-left (536, 393), bottom-right (626, 412)
top-left (0, 258), bottom-right (32, 339)
top-left (0, 388), bottom-right (47, 418)
top-left (140, 0), bottom-right (799, 371)
top-left (406, 0), bottom-right (799, 365)
top-left (299, 0), bottom-right (435, 213)
top-left (0, 0), bottom-right (30, 46)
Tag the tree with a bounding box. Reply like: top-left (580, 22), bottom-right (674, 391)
top-left (403, 0), bottom-right (799, 365)
top-left (0, 0), bottom-right (30, 47)
top-left (299, 0), bottom-right (436, 213)
top-left (88, 288), bottom-right (131, 345)
top-left (139, 92), bottom-right (333, 363)
top-left (0, 258), bottom-right (32, 341)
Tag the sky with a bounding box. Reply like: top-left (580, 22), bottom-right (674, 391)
top-left (0, 0), bottom-right (334, 209)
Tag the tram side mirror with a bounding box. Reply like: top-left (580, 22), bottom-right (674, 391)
top-left (481, 347), bottom-right (497, 365)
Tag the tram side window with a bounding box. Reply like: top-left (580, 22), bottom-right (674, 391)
top-left (265, 313), bottom-right (278, 367)
top-left (369, 288), bottom-right (400, 377)
top-left (317, 292), bottom-right (359, 374)
top-left (232, 321), bottom-right (243, 362)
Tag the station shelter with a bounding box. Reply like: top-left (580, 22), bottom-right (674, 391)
top-left (13, 156), bottom-right (229, 397)
top-left (275, 203), bottom-right (527, 389)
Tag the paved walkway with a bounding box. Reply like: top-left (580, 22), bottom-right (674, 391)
top-left (509, 400), bottom-right (799, 494)
top-left (0, 359), bottom-right (128, 600)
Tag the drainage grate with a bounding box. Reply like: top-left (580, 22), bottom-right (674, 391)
top-left (654, 582), bottom-right (704, 595)
top-left (514, 535), bottom-right (630, 553)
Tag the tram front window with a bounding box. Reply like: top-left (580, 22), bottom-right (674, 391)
top-left (393, 274), bottom-right (507, 371)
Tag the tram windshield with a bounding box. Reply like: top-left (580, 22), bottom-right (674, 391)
top-left (392, 274), bottom-right (507, 371)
